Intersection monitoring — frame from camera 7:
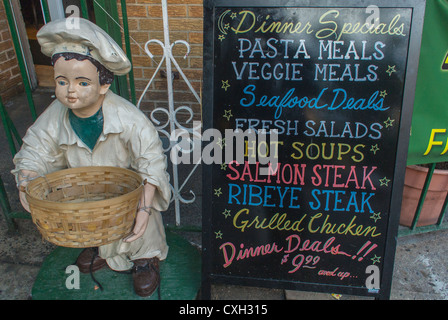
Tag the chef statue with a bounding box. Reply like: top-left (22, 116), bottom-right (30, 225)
top-left (11, 18), bottom-right (171, 298)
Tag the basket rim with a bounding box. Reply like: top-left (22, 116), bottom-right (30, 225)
top-left (26, 166), bottom-right (143, 209)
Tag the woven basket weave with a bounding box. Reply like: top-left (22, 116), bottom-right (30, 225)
top-left (26, 166), bottom-right (143, 248)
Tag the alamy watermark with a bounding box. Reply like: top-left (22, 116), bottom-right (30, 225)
top-left (65, 5), bottom-right (81, 29)
top-left (169, 121), bottom-right (280, 176)
top-left (65, 265), bottom-right (80, 290)
top-left (365, 265), bottom-right (380, 292)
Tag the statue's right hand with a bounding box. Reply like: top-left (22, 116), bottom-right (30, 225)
top-left (17, 170), bottom-right (38, 213)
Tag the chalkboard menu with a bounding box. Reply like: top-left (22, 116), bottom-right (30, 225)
top-left (202, 0), bottom-right (425, 299)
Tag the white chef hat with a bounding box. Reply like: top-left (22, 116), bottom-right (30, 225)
top-left (37, 18), bottom-right (131, 76)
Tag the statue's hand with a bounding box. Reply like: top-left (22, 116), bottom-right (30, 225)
top-left (17, 169), bottom-right (38, 212)
top-left (123, 182), bottom-right (155, 242)
top-left (124, 209), bottom-right (150, 243)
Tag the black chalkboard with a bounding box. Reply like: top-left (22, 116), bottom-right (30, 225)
top-left (202, 0), bottom-right (425, 300)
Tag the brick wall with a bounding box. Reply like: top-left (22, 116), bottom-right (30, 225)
top-left (120, 0), bottom-right (204, 122)
top-left (0, 1), bottom-right (24, 102)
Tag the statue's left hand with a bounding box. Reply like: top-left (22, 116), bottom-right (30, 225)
top-left (124, 182), bottom-right (156, 242)
top-left (124, 210), bottom-right (150, 242)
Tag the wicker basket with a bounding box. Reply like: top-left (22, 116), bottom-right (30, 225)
top-left (26, 166), bottom-right (143, 248)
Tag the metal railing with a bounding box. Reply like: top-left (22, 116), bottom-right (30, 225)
top-left (136, 0), bottom-right (201, 227)
top-left (398, 162), bottom-right (448, 237)
top-left (0, 95), bottom-right (28, 231)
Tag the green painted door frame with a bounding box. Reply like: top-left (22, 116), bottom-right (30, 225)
top-left (92, 0), bottom-right (130, 100)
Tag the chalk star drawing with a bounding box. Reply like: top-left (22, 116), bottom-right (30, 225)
top-left (220, 163), bottom-right (227, 170)
top-left (223, 109), bottom-right (233, 121)
top-left (221, 80), bottom-right (230, 91)
top-left (224, 23), bottom-right (230, 30)
top-left (217, 137), bottom-right (226, 149)
top-left (215, 230), bottom-right (223, 239)
top-left (379, 177), bottom-right (391, 187)
top-left (371, 255), bottom-right (381, 265)
top-left (379, 90), bottom-right (388, 98)
top-left (384, 117), bottom-right (395, 128)
top-left (230, 12), bottom-right (237, 19)
top-left (222, 209), bottom-right (231, 219)
top-left (218, 34), bottom-right (225, 41)
top-left (386, 65), bottom-right (397, 76)
top-left (370, 144), bottom-right (380, 154)
top-left (370, 212), bottom-right (382, 223)
top-left (214, 188), bottom-right (223, 197)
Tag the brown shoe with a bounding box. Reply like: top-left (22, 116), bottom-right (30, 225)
top-left (76, 247), bottom-right (107, 274)
top-left (132, 258), bottom-right (160, 297)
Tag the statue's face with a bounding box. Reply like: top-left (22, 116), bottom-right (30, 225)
top-left (54, 57), bottom-right (110, 117)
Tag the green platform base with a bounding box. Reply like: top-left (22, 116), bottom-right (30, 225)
top-left (32, 231), bottom-right (201, 300)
